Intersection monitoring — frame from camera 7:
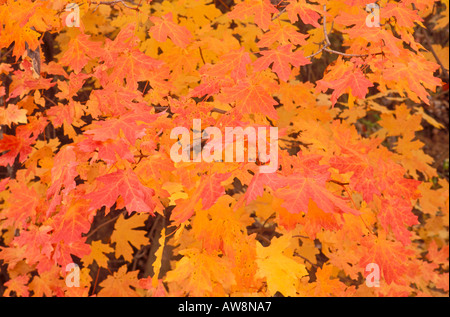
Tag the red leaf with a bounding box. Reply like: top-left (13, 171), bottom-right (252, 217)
top-left (0, 134), bottom-right (33, 167)
top-left (275, 154), bottom-right (358, 215)
top-left (84, 110), bottom-right (162, 145)
top-left (84, 169), bottom-right (156, 215)
top-left (360, 231), bottom-right (415, 285)
top-left (379, 197), bottom-right (418, 246)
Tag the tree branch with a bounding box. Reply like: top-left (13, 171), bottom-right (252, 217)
top-left (90, 0), bottom-right (141, 10)
top-left (304, 4), bottom-right (383, 60)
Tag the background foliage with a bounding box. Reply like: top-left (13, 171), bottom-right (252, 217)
top-left (0, 0), bottom-right (449, 297)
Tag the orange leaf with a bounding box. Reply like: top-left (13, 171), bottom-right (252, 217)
top-left (228, 0), bottom-right (278, 30)
top-left (149, 12), bottom-right (193, 48)
top-left (253, 44), bottom-right (310, 81)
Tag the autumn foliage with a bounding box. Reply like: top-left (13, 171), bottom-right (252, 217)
top-left (0, 0), bottom-right (449, 297)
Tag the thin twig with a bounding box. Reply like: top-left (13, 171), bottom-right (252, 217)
top-left (294, 251), bottom-right (318, 268)
top-left (324, 47), bottom-right (384, 58)
top-left (272, 7), bottom-right (287, 21)
top-left (305, 43), bottom-right (328, 59)
top-left (90, 0), bottom-right (140, 10)
top-left (85, 211), bottom-right (125, 240)
top-left (323, 5), bottom-right (331, 46)
top-left (410, 3), bottom-right (447, 80)
top-left (304, 5), bottom-right (383, 59)
top-left (0, 45), bottom-right (14, 60)
top-left (328, 179), bottom-right (350, 186)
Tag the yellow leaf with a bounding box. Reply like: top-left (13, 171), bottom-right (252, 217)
top-left (162, 182), bottom-right (188, 206)
top-left (256, 234), bottom-right (308, 296)
top-left (98, 265), bottom-right (140, 297)
top-left (0, 104), bottom-right (27, 127)
top-left (152, 228), bottom-right (165, 288)
top-left (165, 248), bottom-right (236, 296)
top-left (82, 240), bottom-right (113, 268)
top-left (415, 107), bottom-right (444, 129)
top-left (297, 238), bottom-right (319, 266)
top-left (111, 214), bottom-right (149, 262)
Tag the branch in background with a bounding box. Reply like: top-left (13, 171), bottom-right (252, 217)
top-left (425, 41), bottom-right (449, 80)
top-left (412, 2), bottom-right (449, 81)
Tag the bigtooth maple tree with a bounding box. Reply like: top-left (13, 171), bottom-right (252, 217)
top-left (0, 0), bottom-right (448, 297)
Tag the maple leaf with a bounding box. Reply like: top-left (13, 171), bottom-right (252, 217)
top-left (171, 173), bottom-right (231, 224)
top-left (317, 68), bottom-right (373, 105)
top-left (285, 0), bottom-right (321, 27)
top-left (98, 265), bottom-right (140, 297)
top-left (244, 171), bottom-right (287, 204)
top-left (138, 276), bottom-right (168, 297)
top-left (383, 2), bottom-right (424, 28)
top-left (78, 136), bottom-right (135, 165)
top-left (0, 0), bottom-right (448, 298)
top-left (88, 82), bottom-right (146, 116)
top-left (426, 240), bottom-right (449, 267)
top-left (151, 228), bottom-right (166, 286)
top-left (219, 79), bottom-right (279, 119)
top-left (13, 225), bottom-right (53, 267)
top-left (108, 48), bottom-right (168, 91)
top-left (50, 200), bottom-right (92, 244)
top-left (46, 145), bottom-right (79, 216)
top-left (377, 104), bottom-right (423, 139)
top-left (256, 234), bottom-right (308, 296)
top-left (0, 245), bottom-right (27, 270)
top-left (382, 55), bottom-right (442, 105)
top-left (149, 12), bottom-right (193, 48)
top-left (0, 104), bottom-right (27, 127)
top-left (192, 196), bottom-right (248, 256)
top-left (165, 248), bottom-right (236, 296)
top-left (359, 231), bottom-right (415, 285)
top-left (2, 180), bottom-right (40, 228)
top-left (274, 154), bottom-right (359, 216)
top-left (0, 134), bottom-right (34, 167)
top-left (378, 197), bottom-right (418, 246)
top-left (59, 33), bottom-right (104, 74)
top-left (53, 239), bottom-right (91, 268)
top-left (275, 173), bottom-right (358, 215)
top-left (7, 60), bottom-right (55, 99)
top-left (46, 100), bottom-right (82, 139)
top-left (301, 200), bottom-right (343, 239)
top-left (199, 172), bottom-right (232, 210)
top-left (28, 269), bottom-right (58, 297)
top-left (202, 47), bottom-right (252, 81)
top-left (300, 264), bottom-right (355, 296)
top-left (3, 275), bottom-right (30, 297)
top-left (253, 45), bottom-right (310, 81)
top-left (0, 177), bottom-right (9, 192)
top-left (258, 23), bottom-right (308, 48)
top-left (85, 169), bottom-right (156, 215)
top-left (82, 240), bottom-right (114, 268)
top-left (228, 0), bottom-right (278, 30)
top-left (110, 213), bottom-right (149, 262)
top-left (84, 110), bottom-right (162, 145)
